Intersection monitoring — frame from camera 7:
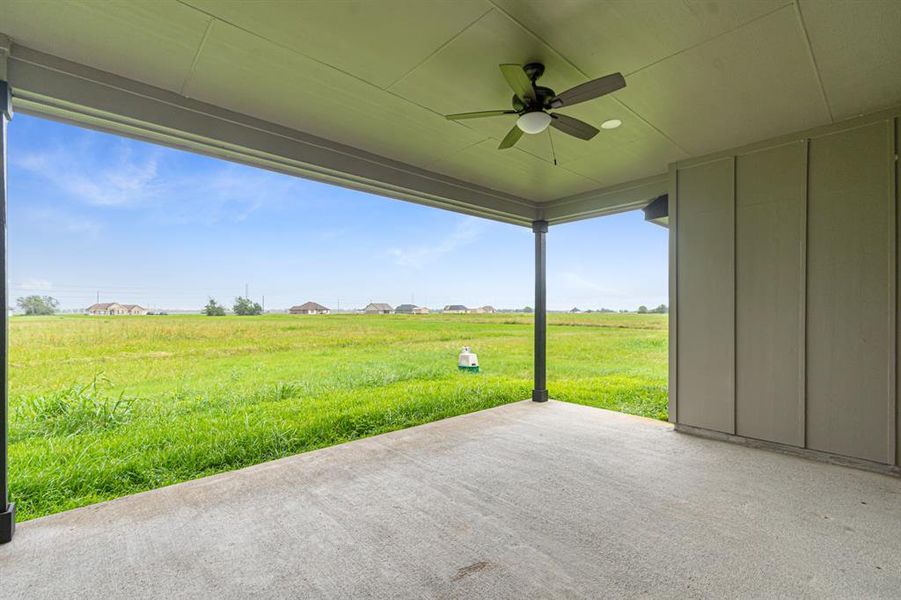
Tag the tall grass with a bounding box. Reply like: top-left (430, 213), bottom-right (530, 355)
top-left (8, 312), bottom-right (666, 520)
top-left (12, 374), bottom-right (136, 441)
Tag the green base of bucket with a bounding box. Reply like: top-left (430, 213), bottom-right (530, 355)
top-left (458, 365), bottom-right (480, 373)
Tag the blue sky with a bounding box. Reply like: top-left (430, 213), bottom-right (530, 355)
top-left (8, 114), bottom-right (667, 311)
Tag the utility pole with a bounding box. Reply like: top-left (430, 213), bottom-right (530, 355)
top-left (262, 295), bottom-right (265, 313)
top-left (96, 290), bottom-right (99, 304)
top-left (244, 283), bottom-right (248, 299)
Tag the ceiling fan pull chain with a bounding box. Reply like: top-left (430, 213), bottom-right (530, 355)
top-left (548, 127), bottom-right (558, 166)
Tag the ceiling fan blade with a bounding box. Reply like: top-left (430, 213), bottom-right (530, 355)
top-left (499, 64), bottom-right (536, 102)
top-left (549, 72), bottom-right (625, 108)
top-left (550, 113), bottom-right (600, 140)
top-left (498, 124), bottom-right (524, 149)
top-left (446, 110), bottom-right (516, 121)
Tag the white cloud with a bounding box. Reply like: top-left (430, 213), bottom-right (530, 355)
top-left (159, 166), bottom-right (298, 225)
top-left (16, 143), bottom-right (160, 208)
top-left (14, 137), bottom-right (301, 224)
top-left (388, 218), bottom-right (487, 268)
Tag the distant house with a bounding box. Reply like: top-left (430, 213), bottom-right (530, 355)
top-left (363, 303), bottom-right (393, 314)
top-left (443, 305), bottom-right (468, 314)
top-left (87, 302), bottom-right (121, 315)
top-left (290, 302), bottom-right (330, 315)
top-left (87, 302), bottom-right (147, 316)
top-left (394, 304), bottom-right (430, 315)
top-left (476, 305), bottom-right (496, 314)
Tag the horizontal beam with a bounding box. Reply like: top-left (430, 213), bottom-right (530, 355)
top-left (540, 174), bottom-right (669, 225)
top-left (6, 44), bottom-right (539, 226)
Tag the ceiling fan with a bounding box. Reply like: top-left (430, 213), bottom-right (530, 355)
top-left (445, 63), bottom-right (626, 150)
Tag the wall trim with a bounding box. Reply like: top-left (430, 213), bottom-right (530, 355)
top-left (799, 138), bottom-right (809, 449)
top-left (676, 424), bottom-right (901, 478)
top-left (668, 164), bottom-right (678, 423)
top-left (887, 118), bottom-right (897, 465)
top-left (729, 155), bottom-right (737, 436)
top-left (672, 104), bottom-right (901, 172)
top-left (893, 116), bottom-right (900, 466)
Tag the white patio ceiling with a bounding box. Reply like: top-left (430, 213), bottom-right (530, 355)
top-left (1, 0), bottom-right (900, 225)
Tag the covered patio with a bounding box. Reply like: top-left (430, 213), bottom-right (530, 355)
top-left (1, 0), bottom-right (901, 596)
top-left (3, 401), bottom-right (899, 598)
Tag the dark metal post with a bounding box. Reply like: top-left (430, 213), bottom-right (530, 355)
top-left (0, 79), bottom-right (14, 544)
top-left (532, 220), bottom-right (548, 402)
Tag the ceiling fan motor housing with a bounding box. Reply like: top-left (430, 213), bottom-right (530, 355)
top-left (522, 62), bottom-right (545, 81)
top-left (512, 87), bottom-right (556, 112)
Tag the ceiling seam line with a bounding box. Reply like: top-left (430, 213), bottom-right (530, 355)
top-left (417, 137), bottom-right (492, 170)
top-left (792, 0), bottom-right (833, 122)
top-left (485, 0), bottom-right (691, 157)
top-left (504, 144), bottom-right (601, 181)
top-left (608, 97), bottom-right (691, 155)
top-left (385, 7), bottom-right (496, 91)
top-left (623, 2), bottom-right (794, 78)
top-left (173, 0), bottom-right (409, 98)
top-left (173, 0), bottom-right (477, 125)
top-left (604, 1), bottom-right (819, 174)
top-left (179, 16), bottom-right (215, 96)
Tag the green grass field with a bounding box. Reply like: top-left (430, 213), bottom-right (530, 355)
top-left (8, 312), bottom-right (667, 521)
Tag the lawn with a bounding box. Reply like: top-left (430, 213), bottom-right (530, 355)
top-left (8, 312), bottom-right (667, 521)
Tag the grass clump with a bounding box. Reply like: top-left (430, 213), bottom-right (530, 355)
top-left (12, 374), bottom-right (136, 441)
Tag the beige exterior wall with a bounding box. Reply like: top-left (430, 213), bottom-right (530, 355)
top-left (671, 109), bottom-right (900, 467)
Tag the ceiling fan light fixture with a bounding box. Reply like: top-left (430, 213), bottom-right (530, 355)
top-left (601, 118), bottom-right (622, 130)
top-left (517, 111), bottom-right (552, 134)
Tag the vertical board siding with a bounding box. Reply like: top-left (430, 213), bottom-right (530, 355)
top-left (676, 158), bottom-right (735, 433)
top-left (896, 117), bottom-right (900, 467)
top-left (807, 122), bottom-right (894, 464)
top-left (735, 143), bottom-right (806, 446)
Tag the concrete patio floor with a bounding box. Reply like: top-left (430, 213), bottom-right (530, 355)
top-left (1, 400), bottom-right (899, 599)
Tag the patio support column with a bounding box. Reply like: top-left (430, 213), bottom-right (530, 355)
top-left (532, 220), bottom-right (548, 402)
top-left (0, 73), bottom-right (13, 544)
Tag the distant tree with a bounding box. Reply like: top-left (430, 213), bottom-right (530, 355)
top-left (233, 296), bottom-right (262, 316)
top-left (637, 305), bottom-right (648, 314)
top-left (16, 295), bottom-right (59, 316)
top-left (649, 304), bottom-right (668, 314)
top-left (522, 306), bottom-right (533, 313)
top-left (203, 298), bottom-right (226, 316)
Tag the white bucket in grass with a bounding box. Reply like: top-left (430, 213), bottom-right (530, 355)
top-left (458, 346), bottom-right (480, 373)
